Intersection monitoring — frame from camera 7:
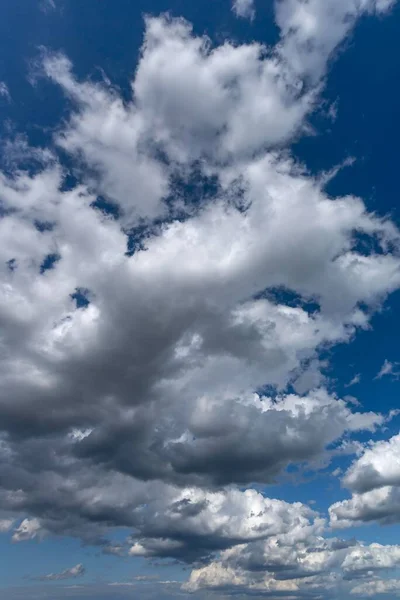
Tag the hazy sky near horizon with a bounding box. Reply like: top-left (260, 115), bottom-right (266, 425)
top-left (2, 1), bottom-right (400, 598)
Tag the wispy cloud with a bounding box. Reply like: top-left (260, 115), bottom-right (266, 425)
top-left (375, 359), bottom-right (400, 380)
top-left (38, 564), bottom-right (85, 581)
top-left (345, 373), bottom-right (361, 387)
top-left (232, 0), bottom-right (255, 20)
top-left (39, 0), bottom-right (56, 13)
top-left (0, 81), bottom-right (10, 101)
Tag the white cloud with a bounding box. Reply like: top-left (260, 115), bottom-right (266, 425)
top-left (232, 0), bottom-right (255, 21)
top-left (342, 543), bottom-right (400, 572)
top-left (329, 433), bottom-right (400, 527)
top-left (127, 488), bottom-right (324, 559)
top-left (345, 374), bottom-right (361, 387)
top-left (276, 0), bottom-right (397, 83)
top-left (12, 518), bottom-right (43, 542)
top-left (375, 358), bottom-right (400, 379)
top-left (43, 54), bottom-right (168, 226)
top-left (185, 536), bottom-right (400, 596)
top-left (330, 485), bottom-right (400, 528)
top-left (344, 433), bottom-right (400, 492)
top-left (0, 0), bottom-right (398, 589)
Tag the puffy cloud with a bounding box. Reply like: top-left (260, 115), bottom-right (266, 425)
top-left (127, 488), bottom-right (324, 561)
top-left (330, 433), bottom-right (400, 527)
top-left (185, 537), bottom-right (400, 596)
top-left (343, 433), bottom-right (400, 493)
top-left (0, 455), bottom-right (324, 561)
top-left (232, 0), bottom-right (255, 20)
top-left (43, 17), bottom-right (314, 173)
top-left (342, 543), bottom-right (400, 574)
top-left (12, 518), bottom-right (43, 542)
top-left (330, 486), bottom-right (400, 529)
top-left (42, 54), bottom-right (168, 226)
top-left (0, 140), bottom-right (395, 498)
top-left (0, 0), bottom-right (398, 587)
top-left (39, 563), bottom-right (85, 581)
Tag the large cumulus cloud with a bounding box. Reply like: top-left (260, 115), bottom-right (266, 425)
top-left (0, 0), bottom-right (399, 597)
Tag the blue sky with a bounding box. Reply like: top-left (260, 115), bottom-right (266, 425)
top-left (1, 0), bottom-right (400, 598)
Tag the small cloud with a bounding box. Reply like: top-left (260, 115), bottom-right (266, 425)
top-left (0, 82), bottom-right (10, 102)
top-left (68, 427), bottom-right (93, 442)
top-left (344, 395), bottom-right (361, 407)
top-left (12, 518), bottom-right (43, 542)
top-left (0, 519), bottom-right (14, 533)
top-left (39, 564), bottom-right (85, 581)
top-left (232, 0), bottom-right (255, 20)
top-left (327, 99), bottom-right (339, 122)
top-left (40, 0), bottom-right (56, 13)
top-left (133, 575), bottom-right (160, 582)
top-left (374, 359), bottom-right (400, 380)
top-left (320, 156), bottom-right (356, 188)
top-left (345, 374), bottom-right (361, 388)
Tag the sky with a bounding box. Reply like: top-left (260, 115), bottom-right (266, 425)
top-left (1, 0), bottom-right (400, 598)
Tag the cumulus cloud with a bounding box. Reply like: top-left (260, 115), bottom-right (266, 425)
top-left (330, 433), bottom-right (400, 527)
top-left (126, 488), bottom-right (324, 562)
top-left (343, 433), bottom-right (400, 493)
top-left (0, 0), bottom-right (398, 596)
top-left (185, 535), bottom-right (400, 597)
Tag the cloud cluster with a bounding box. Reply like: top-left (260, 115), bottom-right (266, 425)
top-left (185, 535), bottom-right (400, 597)
top-left (0, 0), bottom-right (399, 596)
